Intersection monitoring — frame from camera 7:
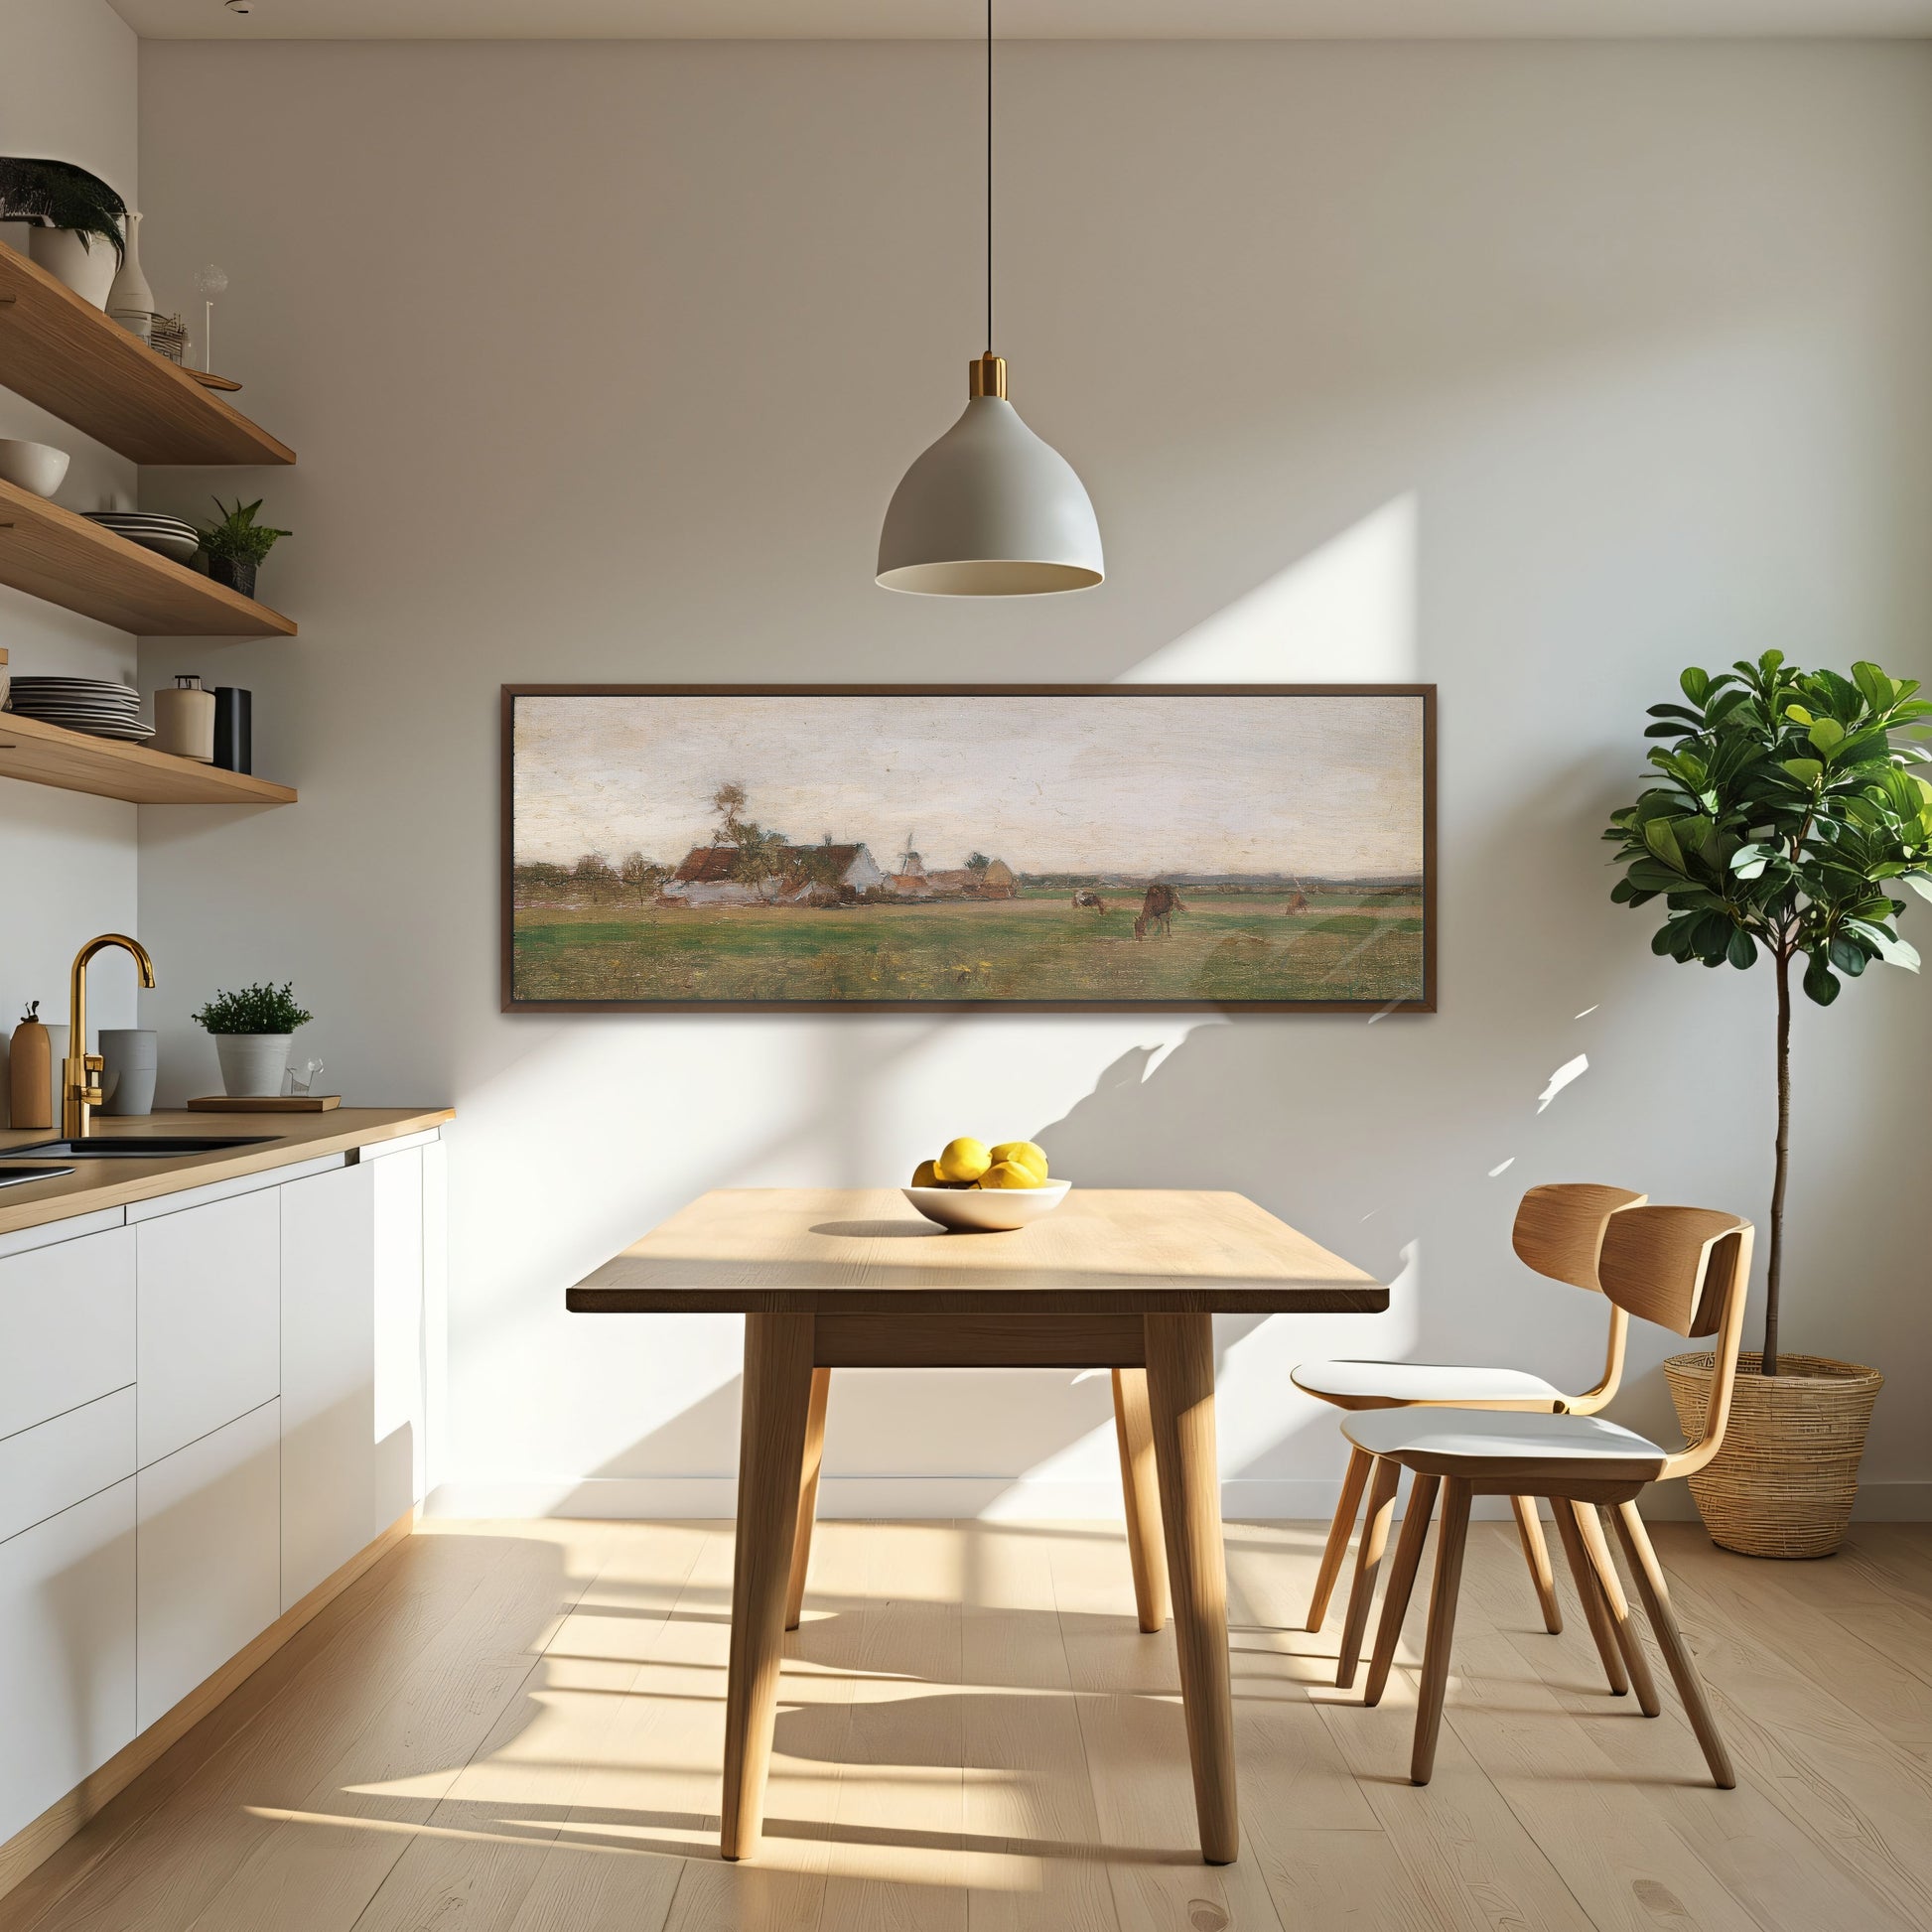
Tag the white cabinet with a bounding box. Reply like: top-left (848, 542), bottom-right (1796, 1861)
top-left (136, 1398), bottom-right (281, 1731)
top-left (0, 1479), bottom-right (137, 1845)
top-left (279, 1164), bottom-right (376, 1610)
top-left (370, 1146), bottom-right (427, 1532)
top-left (136, 1189), bottom-right (280, 1467)
top-left (0, 1225), bottom-right (135, 1441)
top-left (0, 1386), bottom-right (137, 1545)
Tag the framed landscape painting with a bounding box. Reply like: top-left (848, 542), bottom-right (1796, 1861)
top-left (502, 685), bottom-right (1435, 1012)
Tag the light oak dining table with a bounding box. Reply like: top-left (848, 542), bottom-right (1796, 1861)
top-left (568, 1185), bottom-right (1388, 1865)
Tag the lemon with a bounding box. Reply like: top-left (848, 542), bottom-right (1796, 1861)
top-left (980, 1159), bottom-right (1044, 1190)
top-left (990, 1141), bottom-right (1048, 1181)
top-left (934, 1137), bottom-right (992, 1184)
top-left (910, 1159), bottom-right (940, 1188)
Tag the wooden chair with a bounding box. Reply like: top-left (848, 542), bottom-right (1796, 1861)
top-left (1344, 1202), bottom-right (1753, 1786)
top-left (1290, 1182), bottom-right (1645, 1688)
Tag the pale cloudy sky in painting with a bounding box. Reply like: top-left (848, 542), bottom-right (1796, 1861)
top-left (512, 693), bottom-right (1424, 878)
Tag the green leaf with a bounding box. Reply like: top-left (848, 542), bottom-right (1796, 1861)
top-left (1846, 919), bottom-right (1921, 970)
top-left (1782, 758), bottom-right (1825, 785)
top-left (1853, 661), bottom-right (1896, 714)
top-left (1642, 818), bottom-right (1686, 869)
top-left (1809, 718), bottom-right (1846, 756)
top-left (1901, 872), bottom-right (1932, 903)
top-left (1680, 666), bottom-right (1711, 706)
top-left (1803, 955), bottom-right (1842, 1005)
top-left (1785, 703), bottom-right (1815, 726)
top-left (1829, 934), bottom-right (1869, 976)
top-left (1726, 926), bottom-right (1756, 968)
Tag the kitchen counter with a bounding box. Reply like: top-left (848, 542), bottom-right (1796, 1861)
top-left (0, 1107), bottom-right (454, 1239)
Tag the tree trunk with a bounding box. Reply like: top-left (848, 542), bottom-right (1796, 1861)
top-left (1764, 947), bottom-right (1793, 1376)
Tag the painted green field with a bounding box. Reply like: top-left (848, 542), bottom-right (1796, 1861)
top-left (510, 891), bottom-right (1425, 1005)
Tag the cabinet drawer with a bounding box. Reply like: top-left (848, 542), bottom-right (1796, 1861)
top-left (0, 1478), bottom-right (137, 1846)
top-left (136, 1399), bottom-right (281, 1732)
top-left (0, 1386), bottom-right (137, 1544)
top-left (137, 1189), bottom-right (280, 1467)
top-left (0, 1225), bottom-right (136, 1441)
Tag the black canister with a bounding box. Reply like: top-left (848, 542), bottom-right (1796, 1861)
top-left (212, 686), bottom-right (252, 773)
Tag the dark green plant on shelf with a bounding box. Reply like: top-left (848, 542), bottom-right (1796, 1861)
top-left (1604, 651), bottom-right (1932, 1373)
top-left (0, 157), bottom-right (126, 264)
top-left (198, 496), bottom-right (291, 566)
top-left (192, 981), bottom-right (314, 1035)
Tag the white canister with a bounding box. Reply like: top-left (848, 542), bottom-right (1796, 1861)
top-left (155, 675), bottom-right (216, 762)
top-left (214, 1033), bottom-right (292, 1098)
top-left (28, 226), bottom-right (120, 309)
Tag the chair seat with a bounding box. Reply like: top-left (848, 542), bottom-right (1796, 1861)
top-left (1340, 1406), bottom-right (1669, 1484)
top-left (1291, 1358), bottom-right (1567, 1410)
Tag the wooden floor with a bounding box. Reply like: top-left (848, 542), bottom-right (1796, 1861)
top-left (5, 1515), bottom-right (1931, 1932)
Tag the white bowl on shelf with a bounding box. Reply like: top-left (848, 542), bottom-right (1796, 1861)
top-left (0, 440), bottom-right (71, 498)
top-left (901, 1178), bottom-right (1071, 1233)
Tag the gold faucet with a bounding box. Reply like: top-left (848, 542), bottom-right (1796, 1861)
top-left (64, 934), bottom-right (157, 1140)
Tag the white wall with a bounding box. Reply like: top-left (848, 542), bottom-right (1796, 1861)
top-left (0, 0), bottom-right (145, 1098)
top-left (133, 38), bottom-right (1932, 1518)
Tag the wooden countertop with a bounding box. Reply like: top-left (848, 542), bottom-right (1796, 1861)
top-left (568, 1186), bottom-right (1389, 1315)
top-left (0, 1107), bottom-right (453, 1238)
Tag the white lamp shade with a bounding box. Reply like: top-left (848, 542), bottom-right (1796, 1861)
top-left (877, 396), bottom-right (1103, 596)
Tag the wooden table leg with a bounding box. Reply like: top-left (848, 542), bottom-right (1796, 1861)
top-left (1307, 1442), bottom-right (1373, 1633)
top-left (721, 1312), bottom-right (816, 1862)
top-left (1112, 1367), bottom-right (1170, 1634)
top-left (785, 1367), bottom-right (832, 1631)
top-left (1144, 1312), bottom-right (1238, 1865)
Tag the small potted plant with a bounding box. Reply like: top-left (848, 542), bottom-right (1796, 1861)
top-left (193, 981), bottom-right (314, 1098)
top-left (1605, 651), bottom-right (1931, 1556)
top-left (197, 496), bottom-right (290, 601)
top-left (0, 157), bottom-right (126, 308)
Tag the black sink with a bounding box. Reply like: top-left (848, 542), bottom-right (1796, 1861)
top-left (0, 1164), bottom-right (76, 1188)
top-left (8, 1136), bottom-right (277, 1159)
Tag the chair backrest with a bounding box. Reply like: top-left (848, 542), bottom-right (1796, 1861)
top-left (1595, 1203), bottom-right (1755, 1478)
top-left (1511, 1183), bottom-right (1648, 1292)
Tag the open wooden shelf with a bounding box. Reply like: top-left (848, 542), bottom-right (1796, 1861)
top-left (0, 479), bottom-right (297, 637)
top-left (0, 708), bottom-right (295, 806)
top-left (0, 243), bottom-right (294, 467)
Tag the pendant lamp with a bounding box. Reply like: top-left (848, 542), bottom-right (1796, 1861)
top-left (877, 0), bottom-right (1103, 596)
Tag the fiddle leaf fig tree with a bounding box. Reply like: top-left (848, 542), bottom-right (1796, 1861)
top-left (1605, 651), bottom-right (1932, 1374)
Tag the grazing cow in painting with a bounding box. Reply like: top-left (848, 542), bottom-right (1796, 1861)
top-left (1285, 890), bottom-right (1309, 916)
top-left (1072, 891), bottom-right (1107, 912)
top-left (1134, 883), bottom-right (1184, 939)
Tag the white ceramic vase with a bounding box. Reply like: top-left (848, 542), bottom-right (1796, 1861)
top-left (214, 1033), bottom-right (292, 1098)
top-left (106, 211), bottom-right (155, 341)
top-left (28, 225), bottom-right (120, 310)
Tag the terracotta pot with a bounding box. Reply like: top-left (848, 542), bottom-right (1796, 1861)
top-left (1664, 1351), bottom-right (1883, 1559)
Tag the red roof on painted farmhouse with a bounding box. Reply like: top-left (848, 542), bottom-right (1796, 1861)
top-left (672, 843), bottom-right (874, 884)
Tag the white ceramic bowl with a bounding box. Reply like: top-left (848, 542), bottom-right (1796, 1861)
top-left (902, 1178), bottom-right (1071, 1233)
top-left (0, 440), bottom-right (71, 499)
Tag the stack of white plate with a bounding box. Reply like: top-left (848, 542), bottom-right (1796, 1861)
top-left (81, 511), bottom-right (200, 565)
top-left (4, 676), bottom-right (154, 742)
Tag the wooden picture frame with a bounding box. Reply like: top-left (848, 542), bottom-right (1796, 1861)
top-left (502, 684), bottom-right (1437, 1014)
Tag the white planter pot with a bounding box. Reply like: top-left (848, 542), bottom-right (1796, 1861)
top-left (28, 226), bottom-right (120, 310)
top-left (214, 1033), bottom-right (292, 1098)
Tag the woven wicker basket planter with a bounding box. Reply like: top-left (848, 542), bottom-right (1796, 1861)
top-left (1664, 1351), bottom-right (1883, 1559)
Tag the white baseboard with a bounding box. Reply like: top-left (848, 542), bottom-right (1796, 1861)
top-left (427, 1473), bottom-right (1932, 1523)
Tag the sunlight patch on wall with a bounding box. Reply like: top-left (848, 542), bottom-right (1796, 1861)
top-left (1114, 495), bottom-right (1420, 686)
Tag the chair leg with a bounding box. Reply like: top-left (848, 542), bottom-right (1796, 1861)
top-left (784, 1367), bottom-right (831, 1632)
top-left (1307, 1442), bottom-right (1373, 1632)
top-left (1335, 1455), bottom-right (1401, 1690)
top-left (1551, 1494), bottom-right (1629, 1697)
top-left (1509, 1495), bottom-right (1563, 1635)
top-left (1365, 1470), bottom-right (1439, 1707)
top-left (1571, 1500), bottom-right (1659, 1717)
top-left (1611, 1502), bottom-right (1736, 1789)
top-left (1410, 1476), bottom-right (1472, 1786)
